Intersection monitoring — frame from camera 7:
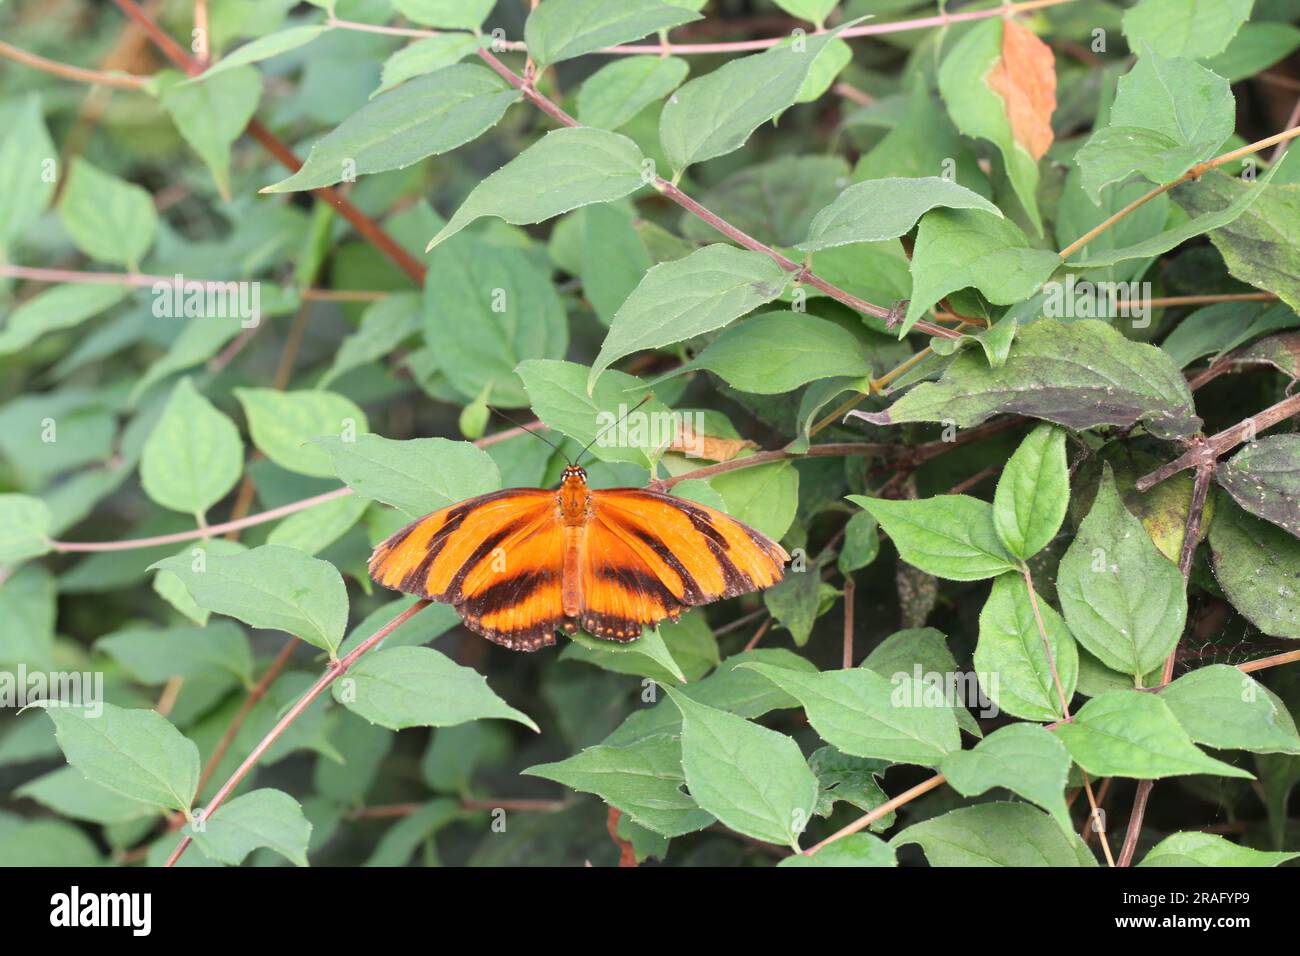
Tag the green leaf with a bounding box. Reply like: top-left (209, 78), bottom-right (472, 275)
top-left (659, 23), bottom-right (853, 173)
top-left (798, 176), bottom-right (1000, 253)
top-left (57, 158), bottom-right (157, 269)
top-left (781, 833), bottom-right (897, 867)
top-left (1138, 831), bottom-right (1300, 867)
top-left (1217, 436), bottom-right (1300, 537)
top-left (517, 359), bottom-right (667, 469)
top-left (317, 434), bottom-right (500, 518)
top-left (1162, 665), bottom-right (1300, 755)
top-left (858, 319), bottom-right (1201, 441)
top-left (940, 723), bottom-right (1073, 833)
top-left (838, 509), bottom-right (880, 574)
top-left (1057, 468), bottom-right (1187, 678)
top-left (39, 702), bottom-right (199, 813)
top-left (320, 293), bottom-right (422, 387)
top-left (192, 25), bottom-right (328, 82)
top-left (362, 799), bottom-right (464, 866)
top-left (1209, 500), bottom-right (1300, 639)
top-left (665, 686), bottom-right (818, 848)
top-left (938, 19), bottom-right (1045, 231)
top-left (0, 566), bottom-right (56, 670)
top-left (424, 235), bottom-right (568, 407)
top-left (0, 282), bottom-right (130, 357)
top-left (589, 245), bottom-right (789, 390)
top-left (0, 95), bottom-right (57, 250)
top-left (149, 544), bottom-right (349, 656)
top-left (0, 820), bottom-right (101, 867)
top-left (16, 766), bottom-right (158, 826)
top-left (770, 0), bottom-right (839, 28)
top-left (993, 424), bottom-right (1069, 561)
top-left (577, 55), bottom-right (689, 131)
top-left (1122, 0), bottom-right (1254, 59)
top-left (526, 735), bottom-right (714, 837)
top-left (235, 388), bottom-right (369, 478)
top-left (711, 460), bottom-right (799, 541)
top-left (428, 128), bottom-right (646, 249)
top-left (1069, 161), bottom-right (1287, 269)
top-left (189, 788), bottom-right (312, 866)
top-left (97, 621), bottom-right (253, 686)
top-left (762, 568), bottom-right (824, 646)
top-left (1076, 53), bottom-right (1234, 201)
top-left (374, 34), bottom-right (480, 97)
top-left (392, 0), bottom-right (495, 29)
top-left (848, 494), bottom-right (1017, 581)
top-left (862, 627), bottom-right (982, 739)
top-left (263, 64), bottom-right (519, 192)
top-left (1204, 22), bottom-right (1300, 82)
top-left (1175, 170), bottom-right (1300, 313)
top-left (893, 802), bottom-right (1094, 866)
top-left (741, 662), bottom-right (960, 767)
top-left (129, 315), bottom-right (246, 403)
top-left (661, 311), bottom-right (872, 394)
top-left (158, 66), bottom-right (262, 200)
top-left (525, 0), bottom-right (701, 67)
top-left (901, 209), bottom-right (1060, 335)
top-left (1055, 691), bottom-right (1254, 779)
top-left (335, 646), bottom-right (538, 731)
top-left (973, 573), bottom-right (1078, 722)
top-left (0, 494), bottom-right (52, 564)
top-left (580, 203), bottom-right (652, 325)
top-left (140, 378), bottom-right (243, 515)
top-left (565, 625), bottom-right (687, 684)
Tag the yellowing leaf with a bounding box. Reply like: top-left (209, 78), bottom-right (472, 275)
top-left (985, 19), bottom-right (1057, 163)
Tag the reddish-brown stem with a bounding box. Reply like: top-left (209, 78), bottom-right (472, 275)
top-left (166, 599), bottom-right (432, 866)
top-left (802, 773), bottom-right (946, 854)
top-left (1136, 392), bottom-right (1300, 491)
top-left (111, 0), bottom-right (426, 284)
top-left (0, 39), bottom-right (148, 88)
top-left (841, 578), bottom-right (855, 669)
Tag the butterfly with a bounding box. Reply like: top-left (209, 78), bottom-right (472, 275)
top-left (368, 461), bottom-right (789, 651)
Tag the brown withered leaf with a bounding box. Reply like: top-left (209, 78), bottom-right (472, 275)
top-left (669, 423), bottom-right (757, 462)
top-left (1232, 331), bottom-right (1300, 381)
top-left (986, 19), bottom-right (1057, 162)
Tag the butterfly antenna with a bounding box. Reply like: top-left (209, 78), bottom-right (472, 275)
top-left (487, 407), bottom-right (569, 461)
top-left (575, 395), bottom-right (652, 466)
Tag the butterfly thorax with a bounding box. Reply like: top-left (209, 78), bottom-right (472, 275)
top-left (557, 465), bottom-right (591, 526)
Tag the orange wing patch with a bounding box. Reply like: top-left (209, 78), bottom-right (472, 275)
top-left (583, 489), bottom-right (788, 641)
top-left (368, 489), bottom-right (565, 651)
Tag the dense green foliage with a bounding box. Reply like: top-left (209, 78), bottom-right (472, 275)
top-left (2, 0), bottom-right (1300, 868)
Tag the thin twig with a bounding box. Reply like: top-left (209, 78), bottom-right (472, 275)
top-left (0, 39), bottom-right (148, 88)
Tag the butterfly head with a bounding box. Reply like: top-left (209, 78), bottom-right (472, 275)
top-left (560, 464), bottom-right (588, 486)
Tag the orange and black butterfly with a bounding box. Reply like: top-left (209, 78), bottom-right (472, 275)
top-left (368, 419), bottom-right (788, 651)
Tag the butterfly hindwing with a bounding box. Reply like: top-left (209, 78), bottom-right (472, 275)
top-left (368, 489), bottom-right (565, 650)
top-left (585, 490), bottom-right (788, 634)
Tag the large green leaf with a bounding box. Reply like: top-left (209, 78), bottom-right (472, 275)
top-left (973, 573), bottom-right (1078, 722)
top-left (940, 724), bottom-right (1073, 833)
top-left (96, 621), bottom-right (253, 686)
top-left (589, 244), bottom-right (789, 390)
top-left (848, 494), bottom-right (1017, 582)
top-left (893, 802), bottom-right (1094, 867)
top-left (140, 378), bottom-right (243, 516)
top-left (235, 388), bottom-right (369, 478)
top-left (264, 65), bottom-right (520, 192)
top-left (56, 159), bottom-right (157, 270)
top-left (428, 128), bottom-right (647, 249)
top-left (659, 24), bottom-right (852, 173)
top-left (1216, 436), bottom-right (1300, 537)
top-left (526, 734), bottom-right (714, 837)
top-left (150, 544), bottom-right (349, 655)
top-left (1057, 468), bottom-right (1187, 679)
top-left (798, 176), bottom-right (1000, 253)
top-left (857, 319), bottom-right (1200, 441)
top-left (900, 209), bottom-right (1060, 335)
top-left (1209, 500), bottom-right (1300, 639)
top-left (0, 283), bottom-right (129, 357)
top-left (782, 833), bottom-right (896, 867)
top-left (318, 434), bottom-right (500, 518)
top-left (39, 703), bottom-right (199, 813)
top-left (0, 495), bottom-right (52, 564)
top-left (577, 55), bottom-right (689, 132)
top-left (1122, 0), bottom-right (1253, 59)
top-left (1076, 53), bottom-right (1234, 201)
top-left (1055, 691), bottom-right (1254, 779)
top-left (1138, 831), bottom-right (1300, 867)
top-left (189, 788), bottom-right (312, 866)
top-left (158, 67), bottom-right (262, 199)
top-left (335, 646), bottom-right (538, 731)
top-left (525, 0), bottom-right (700, 67)
top-left (741, 663), bottom-right (961, 767)
top-left (0, 95), bottom-right (56, 250)
top-left (1162, 665), bottom-right (1300, 755)
top-left (993, 424), bottom-right (1069, 561)
top-left (666, 686), bottom-right (818, 848)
